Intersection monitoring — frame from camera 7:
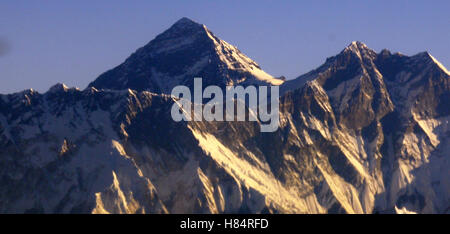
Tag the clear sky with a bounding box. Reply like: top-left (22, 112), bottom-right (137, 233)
top-left (0, 0), bottom-right (449, 93)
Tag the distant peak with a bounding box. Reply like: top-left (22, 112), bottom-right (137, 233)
top-left (153, 17), bottom-right (207, 42)
top-left (351, 41), bottom-right (367, 46)
top-left (378, 48), bottom-right (392, 59)
top-left (419, 51), bottom-right (432, 57)
top-left (341, 41), bottom-right (376, 60)
top-left (345, 41), bottom-right (369, 51)
top-left (174, 17), bottom-right (198, 25)
top-left (48, 83), bottom-right (69, 93)
top-left (413, 51), bottom-right (436, 61)
top-left (171, 17), bottom-right (203, 29)
top-left (408, 51), bottom-right (450, 75)
top-left (380, 48), bottom-right (391, 55)
top-left (19, 88), bottom-right (37, 96)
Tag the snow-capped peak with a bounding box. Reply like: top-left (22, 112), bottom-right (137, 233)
top-left (156, 17), bottom-right (205, 41)
top-left (339, 41), bottom-right (378, 62)
top-left (343, 41), bottom-right (374, 55)
top-left (88, 17), bottom-right (283, 92)
top-left (345, 41), bottom-right (369, 51)
top-left (167, 17), bottom-right (204, 33)
top-left (173, 17), bottom-right (198, 25)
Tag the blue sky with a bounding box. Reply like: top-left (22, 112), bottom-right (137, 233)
top-left (0, 0), bottom-right (449, 93)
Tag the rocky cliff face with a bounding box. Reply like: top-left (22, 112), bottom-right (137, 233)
top-left (0, 19), bottom-right (448, 214)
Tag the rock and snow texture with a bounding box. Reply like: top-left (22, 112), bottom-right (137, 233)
top-left (88, 17), bottom-right (283, 94)
top-left (281, 41), bottom-right (450, 213)
top-left (0, 18), bottom-right (449, 213)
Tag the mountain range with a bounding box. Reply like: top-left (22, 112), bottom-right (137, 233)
top-left (0, 17), bottom-right (448, 214)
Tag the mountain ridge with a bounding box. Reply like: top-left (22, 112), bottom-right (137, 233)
top-left (0, 18), bottom-right (448, 214)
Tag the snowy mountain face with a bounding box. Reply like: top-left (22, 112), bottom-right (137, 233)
top-left (281, 41), bottom-right (450, 213)
top-left (88, 17), bottom-right (283, 94)
top-left (0, 19), bottom-right (449, 213)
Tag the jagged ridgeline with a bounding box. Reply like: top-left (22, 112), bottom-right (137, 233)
top-left (0, 18), bottom-right (449, 214)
